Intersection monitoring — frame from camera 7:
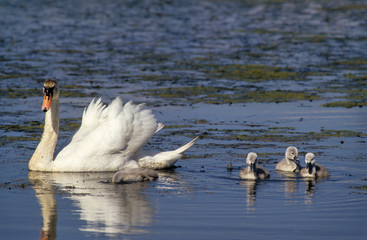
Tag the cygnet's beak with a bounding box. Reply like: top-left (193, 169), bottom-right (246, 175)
top-left (250, 163), bottom-right (256, 172)
top-left (306, 162), bottom-right (313, 174)
top-left (294, 156), bottom-right (300, 164)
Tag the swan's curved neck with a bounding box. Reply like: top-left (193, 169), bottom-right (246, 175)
top-left (29, 99), bottom-right (59, 171)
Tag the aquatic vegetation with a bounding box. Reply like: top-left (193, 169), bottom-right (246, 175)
top-left (321, 101), bottom-right (366, 108)
top-left (0, 88), bottom-right (40, 99)
top-left (0, 121), bottom-right (43, 133)
top-left (184, 125), bottom-right (366, 143)
top-left (138, 85), bottom-right (319, 104)
top-left (304, 34), bottom-right (328, 43)
top-left (163, 124), bottom-right (194, 129)
top-left (0, 135), bottom-right (40, 145)
top-left (0, 88), bottom-right (94, 99)
top-left (204, 64), bottom-right (307, 82)
top-left (331, 58), bottom-right (367, 70)
top-left (0, 118), bottom-right (81, 147)
top-left (320, 87), bottom-right (367, 108)
top-left (329, 4), bottom-right (367, 12)
top-left (130, 74), bottom-right (178, 83)
top-left (350, 185), bottom-right (367, 194)
top-left (0, 74), bottom-right (32, 79)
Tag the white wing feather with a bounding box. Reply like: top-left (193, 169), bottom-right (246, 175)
top-left (53, 97), bottom-right (158, 171)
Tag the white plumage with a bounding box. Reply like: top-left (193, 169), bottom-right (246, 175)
top-left (29, 79), bottom-right (197, 172)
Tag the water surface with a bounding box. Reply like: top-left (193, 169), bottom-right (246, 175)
top-left (0, 0), bottom-right (366, 239)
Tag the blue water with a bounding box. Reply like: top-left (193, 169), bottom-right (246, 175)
top-left (1, 0), bottom-right (366, 239)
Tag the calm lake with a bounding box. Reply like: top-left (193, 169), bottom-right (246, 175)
top-left (0, 0), bottom-right (366, 239)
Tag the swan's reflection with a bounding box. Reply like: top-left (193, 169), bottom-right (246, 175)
top-left (276, 171), bottom-right (299, 203)
top-left (29, 171), bottom-right (181, 238)
top-left (29, 172), bottom-right (57, 240)
top-left (304, 180), bottom-right (316, 205)
top-left (240, 180), bottom-right (258, 213)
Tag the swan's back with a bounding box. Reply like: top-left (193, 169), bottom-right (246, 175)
top-left (256, 166), bottom-right (270, 179)
top-left (53, 98), bottom-right (158, 171)
top-left (315, 164), bottom-right (330, 179)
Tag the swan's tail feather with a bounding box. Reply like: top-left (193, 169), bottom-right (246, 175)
top-left (174, 136), bottom-right (198, 154)
top-left (155, 123), bottom-right (165, 133)
top-left (138, 136), bottom-right (198, 169)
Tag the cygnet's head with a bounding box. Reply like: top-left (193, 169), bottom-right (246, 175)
top-left (304, 152), bottom-right (316, 174)
top-left (305, 152), bottom-right (316, 166)
top-left (285, 146), bottom-right (299, 161)
top-left (246, 152), bottom-right (258, 171)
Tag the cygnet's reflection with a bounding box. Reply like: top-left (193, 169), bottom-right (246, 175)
top-left (240, 180), bottom-right (259, 213)
top-left (304, 179), bottom-right (316, 205)
top-left (276, 171), bottom-right (299, 202)
top-left (29, 171), bottom-right (183, 238)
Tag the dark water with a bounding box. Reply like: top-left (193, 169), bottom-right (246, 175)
top-left (1, 0), bottom-right (366, 239)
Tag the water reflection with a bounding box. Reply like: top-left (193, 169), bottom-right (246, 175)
top-left (276, 171), bottom-right (299, 202)
top-left (29, 171), bottom-right (157, 239)
top-left (240, 180), bottom-right (259, 213)
top-left (304, 180), bottom-right (316, 205)
top-left (29, 172), bottom-right (57, 240)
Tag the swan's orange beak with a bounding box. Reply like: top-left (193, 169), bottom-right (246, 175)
top-left (42, 93), bottom-right (52, 112)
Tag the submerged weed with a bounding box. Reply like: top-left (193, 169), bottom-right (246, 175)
top-left (203, 64), bottom-right (311, 82)
top-left (138, 86), bottom-right (319, 104)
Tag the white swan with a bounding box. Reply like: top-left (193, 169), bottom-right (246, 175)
top-left (240, 152), bottom-right (270, 180)
top-left (29, 79), bottom-right (198, 172)
top-left (300, 153), bottom-right (330, 179)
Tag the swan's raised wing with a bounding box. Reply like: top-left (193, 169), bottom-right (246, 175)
top-left (54, 97), bottom-right (158, 171)
top-left (70, 98), bottom-right (107, 142)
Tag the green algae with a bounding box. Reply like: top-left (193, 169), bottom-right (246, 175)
top-left (163, 124), bottom-right (194, 129)
top-left (298, 34), bottom-right (328, 43)
top-left (138, 85), bottom-right (319, 104)
top-left (60, 118), bottom-right (82, 132)
top-left (191, 126), bottom-right (366, 143)
top-left (198, 63), bottom-right (325, 83)
top-left (331, 58), bottom-right (367, 70)
top-left (0, 88), bottom-right (40, 99)
top-left (320, 87), bottom-right (367, 108)
top-left (0, 121), bottom-right (43, 133)
top-left (330, 4), bottom-right (367, 12)
top-left (350, 185), bottom-right (367, 192)
top-left (204, 64), bottom-right (302, 82)
top-left (128, 59), bottom-right (364, 108)
top-left (61, 91), bottom-right (94, 98)
top-left (131, 74), bottom-right (178, 83)
top-left (0, 135), bottom-right (40, 145)
top-left (0, 118), bottom-right (81, 146)
top-left (343, 73), bottom-right (367, 85)
top-left (0, 88), bottom-right (94, 99)
top-left (30, 49), bottom-right (94, 55)
top-left (321, 101), bottom-right (366, 108)
top-left (0, 74), bottom-right (32, 79)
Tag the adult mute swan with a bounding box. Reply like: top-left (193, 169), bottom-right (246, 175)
top-left (29, 79), bottom-right (198, 172)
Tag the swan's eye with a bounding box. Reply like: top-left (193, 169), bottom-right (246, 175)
top-left (44, 86), bottom-right (54, 97)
